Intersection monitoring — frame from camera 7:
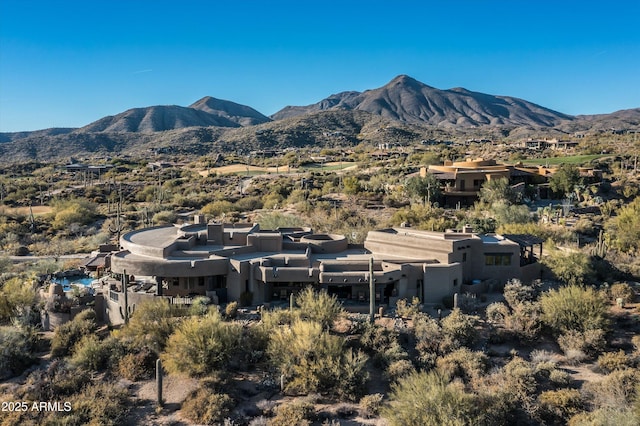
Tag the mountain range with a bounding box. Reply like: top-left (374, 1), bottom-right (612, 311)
top-left (1, 75), bottom-right (638, 161)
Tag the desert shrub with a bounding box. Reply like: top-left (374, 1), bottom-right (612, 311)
top-left (50, 198), bottom-right (97, 230)
top-left (23, 360), bottom-right (90, 401)
top-left (181, 387), bottom-right (233, 425)
top-left (295, 286), bottom-right (344, 330)
top-left (609, 282), bottom-right (636, 304)
top-left (60, 381), bottom-right (131, 426)
top-left (235, 195), bottom-right (263, 212)
top-left (385, 359), bottom-right (415, 382)
top-left (548, 369), bottom-right (572, 387)
top-left (395, 297), bottom-right (421, 318)
top-left (189, 296), bottom-right (211, 316)
top-left (632, 335), bottom-right (640, 354)
top-left (597, 350), bottom-right (631, 373)
top-left (260, 308), bottom-right (301, 329)
top-left (2, 362), bottom-right (123, 426)
top-left (333, 348), bottom-right (370, 401)
top-left (268, 401), bottom-right (313, 426)
top-left (51, 312), bottom-right (97, 357)
top-left (70, 334), bottom-right (111, 371)
top-left (413, 313), bottom-right (443, 356)
top-left (568, 407), bottom-right (640, 426)
top-left (359, 393), bottom-right (384, 418)
top-left (162, 310), bottom-right (242, 377)
top-left (471, 357), bottom-right (539, 424)
top-left (268, 320), bottom-right (368, 399)
top-left (557, 328), bottom-right (606, 359)
top-left (503, 356), bottom-right (538, 398)
top-left (225, 301), bottom-right (238, 319)
top-left (436, 347), bottom-right (489, 383)
top-left (582, 369), bottom-right (640, 411)
top-left (201, 200), bottom-right (236, 218)
top-left (151, 210), bottom-right (177, 225)
top-left (359, 322), bottom-right (408, 367)
top-left (538, 388), bottom-right (583, 424)
top-left (486, 302), bottom-right (509, 323)
top-left (116, 346), bottom-right (156, 381)
top-left (504, 301), bottom-right (543, 342)
top-left (540, 285), bottom-right (609, 334)
top-left (382, 371), bottom-right (483, 426)
top-left (0, 325), bottom-right (39, 379)
top-left (0, 276), bottom-right (38, 324)
top-left (503, 279), bottom-right (538, 308)
top-left (114, 298), bottom-right (179, 354)
top-left (439, 308), bottom-right (479, 352)
top-left (542, 249), bottom-right (594, 286)
top-left (530, 349), bottom-right (558, 365)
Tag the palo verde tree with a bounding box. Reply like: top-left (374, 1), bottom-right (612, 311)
top-left (405, 174), bottom-right (441, 206)
top-left (549, 164), bottom-right (582, 199)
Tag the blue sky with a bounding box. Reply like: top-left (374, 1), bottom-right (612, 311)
top-left (1, 0), bottom-right (639, 132)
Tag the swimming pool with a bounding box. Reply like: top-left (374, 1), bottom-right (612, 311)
top-left (51, 276), bottom-right (94, 290)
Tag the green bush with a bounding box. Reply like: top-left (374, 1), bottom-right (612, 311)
top-left (61, 381), bottom-right (131, 426)
top-left (359, 322), bottom-right (408, 367)
top-left (181, 387), bottom-right (233, 425)
top-left (70, 334), bottom-right (111, 371)
top-left (268, 401), bottom-right (313, 426)
top-left (503, 279), bottom-right (538, 308)
top-left (359, 393), bottom-right (384, 418)
top-left (557, 328), bottom-right (606, 359)
top-left (385, 359), bottom-right (415, 382)
top-left (116, 348), bottom-right (155, 381)
top-left (0, 276), bottom-right (38, 324)
top-left (569, 407), bottom-right (640, 426)
top-left (0, 325), bottom-right (39, 379)
top-left (268, 320), bottom-right (368, 399)
top-left (225, 301), bottom-right (238, 319)
top-left (395, 297), bottom-right (421, 319)
top-left (295, 286), bottom-right (344, 330)
top-left (436, 348), bottom-right (489, 383)
top-left (188, 296), bottom-right (211, 316)
top-left (486, 302), bottom-right (509, 323)
top-left (538, 388), bottom-right (583, 424)
top-left (114, 298), bottom-right (179, 354)
top-left (540, 285), bottom-right (609, 334)
top-left (439, 308), bottom-right (479, 352)
top-left (51, 313), bottom-right (97, 358)
top-left (581, 369), bottom-right (640, 412)
top-left (610, 282), bottom-right (636, 304)
top-left (162, 310), bottom-right (242, 377)
top-left (597, 350), bottom-right (631, 373)
top-left (382, 371), bottom-right (483, 426)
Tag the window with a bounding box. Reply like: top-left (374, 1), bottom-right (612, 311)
top-left (462, 252), bottom-right (467, 262)
top-left (485, 253), bottom-right (511, 266)
top-left (453, 279), bottom-right (458, 287)
top-left (473, 179), bottom-right (484, 188)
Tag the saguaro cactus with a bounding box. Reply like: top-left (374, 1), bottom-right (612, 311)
top-left (592, 230), bottom-right (608, 258)
top-left (156, 358), bottom-right (164, 407)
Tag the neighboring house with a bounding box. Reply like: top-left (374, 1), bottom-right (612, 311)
top-left (102, 216), bottom-right (542, 325)
top-left (424, 158), bottom-right (603, 206)
top-left (520, 138), bottom-right (580, 151)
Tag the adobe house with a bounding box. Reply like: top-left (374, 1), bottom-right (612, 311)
top-left (101, 217), bottom-right (541, 325)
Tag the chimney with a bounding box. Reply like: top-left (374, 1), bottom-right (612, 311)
top-left (462, 224), bottom-right (473, 234)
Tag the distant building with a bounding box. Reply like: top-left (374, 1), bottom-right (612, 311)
top-left (423, 158), bottom-right (601, 206)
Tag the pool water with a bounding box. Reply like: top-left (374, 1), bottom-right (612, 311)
top-left (51, 276), bottom-right (94, 290)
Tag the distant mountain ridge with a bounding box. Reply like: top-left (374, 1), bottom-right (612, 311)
top-left (272, 75), bottom-right (573, 127)
top-left (79, 97), bottom-right (271, 133)
top-left (2, 75), bottom-right (639, 162)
